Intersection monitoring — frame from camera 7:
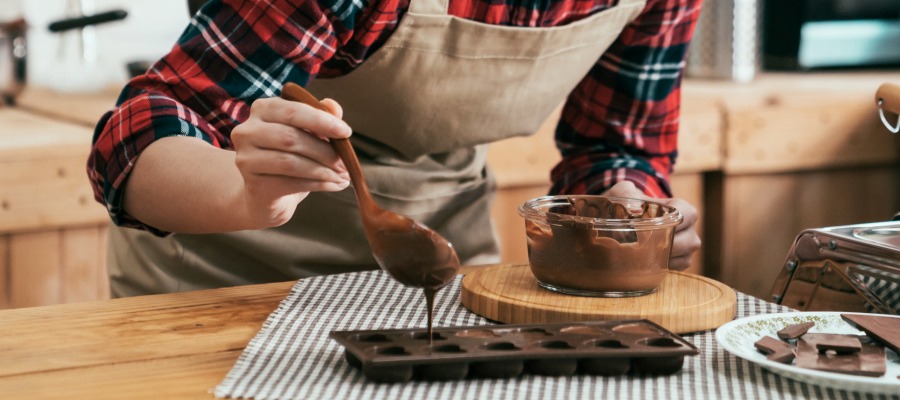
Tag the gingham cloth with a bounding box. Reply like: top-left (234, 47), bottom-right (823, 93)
top-left (215, 270), bottom-right (900, 400)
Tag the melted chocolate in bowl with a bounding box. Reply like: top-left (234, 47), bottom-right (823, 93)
top-left (518, 196), bottom-right (682, 297)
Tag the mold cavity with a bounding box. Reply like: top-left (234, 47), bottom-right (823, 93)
top-left (612, 323), bottom-right (660, 335)
top-left (593, 339), bottom-right (628, 349)
top-left (486, 342), bottom-right (520, 351)
top-left (510, 328), bottom-right (551, 336)
top-left (455, 329), bottom-right (500, 338)
top-left (412, 332), bottom-right (447, 341)
top-left (540, 340), bottom-right (575, 350)
top-left (376, 346), bottom-right (411, 356)
top-left (643, 338), bottom-right (681, 348)
top-left (560, 326), bottom-right (607, 335)
top-left (433, 344), bottom-right (466, 353)
top-left (358, 334), bottom-right (391, 343)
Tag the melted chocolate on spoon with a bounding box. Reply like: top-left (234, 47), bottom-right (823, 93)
top-left (280, 83), bottom-right (461, 343)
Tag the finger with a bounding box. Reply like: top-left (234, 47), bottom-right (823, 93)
top-left (236, 146), bottom-right (350, 184)
top-left (668, 254), bottom-right (694, 271)
top-left (670, 230), bottom-right (702, 259)
top-left (320, 98), bottom-right (343, 119)
top-left (237, 120), bottom-right (346, 172)
top-left (668, 200), bottom-right (698, 232)
top-left (654, 197), bottom-right (698, 233)
top-left (247, 173), bottom-right (350, 196)
top-left (254, 97), bottom-right (351, 140)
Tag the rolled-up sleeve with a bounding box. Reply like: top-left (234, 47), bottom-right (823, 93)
top-left (87, 0), bottom-right (359, 235)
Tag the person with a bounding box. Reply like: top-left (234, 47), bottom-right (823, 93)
top-left (88, 0), bottom-right (704, 297)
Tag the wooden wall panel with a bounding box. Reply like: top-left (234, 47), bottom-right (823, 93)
top-left (97, 224), bottom-right (110, 300)
top-left (9, 231), bottom-right (62, 308)
top-left (716, 166), bottom-right (900, 299)
top-left (61, 227), bottom-right (103, 303)
top-left (0, 156), bottom-right (108, 233)
top-left (0, 224), bottom-right (111, 309)
top-left (491, 185), bottom-right (547, 265)
top-left (0, 235), bottom-right (8, 309)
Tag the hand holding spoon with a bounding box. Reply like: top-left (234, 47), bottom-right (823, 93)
top-left (280, 83), bottom-right (460, 332)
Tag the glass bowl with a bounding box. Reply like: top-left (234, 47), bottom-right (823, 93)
top-left (518, 195), bottom-right (683, 297)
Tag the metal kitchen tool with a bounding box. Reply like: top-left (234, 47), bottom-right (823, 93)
top-left (0, 17), bottom-right (26, 105)
top-left (876, 82), bottom-right (900, 134)
top-left (685, 0), bottom-right (760, 82)
top-left (47, 0), bottom-right (127, 92)
top-left (771, 81), bottom-right (900, 314)
top-left (770, 221), bottom-right (900, 315)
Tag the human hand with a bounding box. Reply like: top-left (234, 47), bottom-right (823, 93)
top-left (602, 181), bottom-right (701, 271)
top-left (230, 96), bottom-right (352, 229)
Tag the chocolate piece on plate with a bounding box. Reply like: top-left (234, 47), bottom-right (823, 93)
top-left (776, 321), bottom-right (815, 340)
top-left (796, 333), bottom-right (886, 377)
top-left (754, 336), bottom-right (795, 364)
top-left (841, 313), bottom-right (900, 354)
top-left (814, 335), bottom-right (861, 354)
top-left (767, 349), bottom-right (796, 364)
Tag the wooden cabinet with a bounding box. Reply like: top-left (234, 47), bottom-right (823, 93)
top-left (690, 72), bottom-right (900, 299)
top-left (0, 107), bottom-right (111, 309)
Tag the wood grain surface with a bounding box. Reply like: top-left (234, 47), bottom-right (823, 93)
top-left (0, 268), bottom-right (501, 399)
top-left (0, 281), bottom-right (292, 399)
top-left (461, 264), bottom-right (736, 334)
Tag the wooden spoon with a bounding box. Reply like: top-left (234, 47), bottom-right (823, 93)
top-left (280, 83), bottom-right (461, 291)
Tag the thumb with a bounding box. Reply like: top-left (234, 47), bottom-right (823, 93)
top-left (320, 98), bottom-right (344, 119)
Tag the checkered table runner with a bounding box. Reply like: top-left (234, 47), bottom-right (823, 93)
top-left (215, 270), bottom-right (899, 400)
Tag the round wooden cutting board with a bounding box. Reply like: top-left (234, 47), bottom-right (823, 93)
top-left (460, 264), bottom-right (736, 334)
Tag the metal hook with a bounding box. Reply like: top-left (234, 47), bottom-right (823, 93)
top-left (878, 99), bottom-right (900, 134)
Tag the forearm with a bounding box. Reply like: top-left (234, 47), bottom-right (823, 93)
top-left (553, 0), bottom-right (702, 197)
top-left (122, 136), bottom-right (252, 234)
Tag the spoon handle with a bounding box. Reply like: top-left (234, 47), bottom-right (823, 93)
top-left (280, 82), bottom-right (376, 211)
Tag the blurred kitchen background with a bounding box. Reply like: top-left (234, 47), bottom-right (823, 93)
top-left (1, 0), bottom-right (188, 93)
top-left (0, 0), bottom-right (898, 309)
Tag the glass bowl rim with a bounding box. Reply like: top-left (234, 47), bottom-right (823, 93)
top-left (517, 195), bottom-right (683, 228)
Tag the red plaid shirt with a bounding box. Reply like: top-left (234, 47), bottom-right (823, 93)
top-left (88, 0), bottom-right (702, 233)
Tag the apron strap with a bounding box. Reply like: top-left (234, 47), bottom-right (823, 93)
top-left (408, 0), bottom-right (449, 16)
top-left (409, 0), bottom-right (647, 18)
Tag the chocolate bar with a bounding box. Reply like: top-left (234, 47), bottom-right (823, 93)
top-left (776, 321), bottom-right (815, 340)
top-left (841, 313), bottom-right (900, 354)
top-left (796, 333), bottom-right (886, 377)
top-left (814, 335), bottom-right (861, 354)
top-left (754, 335), bottom-right (795, 364)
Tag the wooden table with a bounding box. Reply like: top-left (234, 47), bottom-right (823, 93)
top-left (0, 281), bottom-right (291, 399)
top-left (0, 265), bottom-right (483, 399)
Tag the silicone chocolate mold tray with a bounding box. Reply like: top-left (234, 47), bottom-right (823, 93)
top-left (330, 320), bottom-right (700, 382)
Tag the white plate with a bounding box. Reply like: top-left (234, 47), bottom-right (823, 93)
top-left (715, 312), bottom-right (900, 395)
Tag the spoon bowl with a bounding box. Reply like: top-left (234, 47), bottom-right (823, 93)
top-left (280, 82), bottom-right (461, 291)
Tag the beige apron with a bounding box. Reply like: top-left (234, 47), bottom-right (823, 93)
top-left (107, 0), bottom-right (647, 297)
